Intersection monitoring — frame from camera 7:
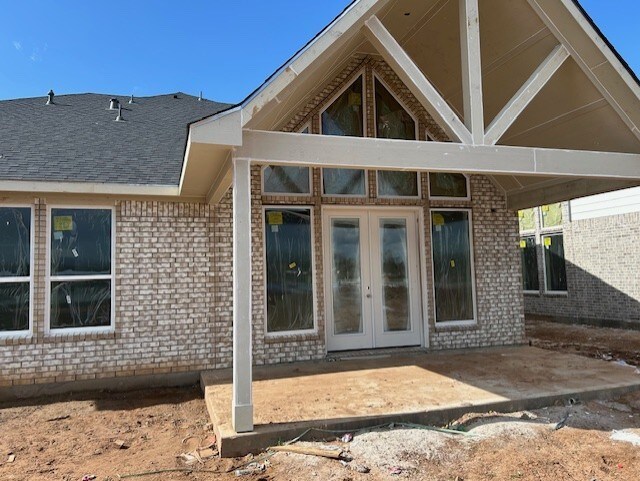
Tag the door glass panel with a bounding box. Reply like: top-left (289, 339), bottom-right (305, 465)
top-left (321, 76), bottom-right (364, 137)
top-left (431, 211), bottom-right (474, 322)
top-left (380, 219), bottom-right (410, 332)
top-left (331, 219), bottom-right (363, 335)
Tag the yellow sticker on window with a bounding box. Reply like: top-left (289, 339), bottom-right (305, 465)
top-left (267, 211), bottom-right (283, 225)
top-left (544, 237), bottom-right (552, 247)
top-left (288, 262), bottom-right (297, 269)
top-left (450, 259), bottom-right (456, 268)
top-left (432, 213), bottom-right (445, 226)
top-left (541, 205), bottom-right (550, 212)
top-left (520, 240), bottom-right (527, 249)
top-left (53, 216), bottom-right (73, 231)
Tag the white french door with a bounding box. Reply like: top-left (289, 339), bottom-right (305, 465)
top-left (324, 208), bottom-right (423, 351)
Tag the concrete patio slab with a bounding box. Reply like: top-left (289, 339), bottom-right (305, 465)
top-left (200, 346), bottom-right (640, 457)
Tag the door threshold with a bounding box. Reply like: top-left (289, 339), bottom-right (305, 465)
top-left (326, 346), bottom-right (425, 361)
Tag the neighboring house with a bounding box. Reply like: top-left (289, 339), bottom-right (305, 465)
top-left (519, 187), bottom-right (640, 328)
top-left (1, 0), bottom-right (640, 435)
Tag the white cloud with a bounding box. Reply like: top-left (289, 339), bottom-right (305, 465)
top-left (12, 40), bottom-right (22, 51)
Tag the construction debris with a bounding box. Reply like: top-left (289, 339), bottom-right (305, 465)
top-left (269, 444), bottom-right (344, 459)
top-left (113, 439), bottom-right (129, 449)
top-left (46, 415), bottom-right (71, 422)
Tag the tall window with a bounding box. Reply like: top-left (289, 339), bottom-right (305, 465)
top-left (431, 210), bottom-right (475, 323)
top-left (264, 208), bottom-right (314, 333)
top-left (520, 236), bottom-right (539, 292)
top-left (543, 233), bottom-right (567, 292)
top-left (321, 75), bottom-right (364, 137)
top-left (0, 207), bottom-right (32, 334)
top-left (374, 77), bottom-right (416, 140)
top-left (49, 207), bottom-right (114, 331)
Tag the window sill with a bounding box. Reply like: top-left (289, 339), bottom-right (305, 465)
top-left (543, 291), bottom-right (569, 297)
top-left (265, 330), bottom-right (320, 344)
top-left (524, 291), bottom-right (541, 296)
top-left (43, 328), bottom-right (117, 343)
top-left (0, 332), bottom-right (34, 345)
top-left (434, 320), bottom-right (478, 330)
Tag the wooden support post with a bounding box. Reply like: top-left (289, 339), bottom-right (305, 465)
top-left (232, 157), bottom-right (253, 433)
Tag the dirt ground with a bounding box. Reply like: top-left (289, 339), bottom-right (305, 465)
top-left (526, 316), bottom-right (640, 367)
top-left (0, 319), bottom-right (639, 481)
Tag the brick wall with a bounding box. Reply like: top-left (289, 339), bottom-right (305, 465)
top-left (1, 54), bottom-right (527, 387)
top-left (524, 209), bottom-right (640, 325)
top-left (0, 199), bottom-right (223, 387)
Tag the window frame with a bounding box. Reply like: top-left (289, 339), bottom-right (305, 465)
top-left (298, 122), bottom-right (311, 134)
top-left (520, 235), bottom-right (540, 295)
top-left (262, 205), bottom-right (318, 338)
top-left (321, 168), bottom-right (369, 198)
top-left (372, 72), bottom-right (419, 141)
top-left (0, 204), bottom-right (35, 338)
top-left (541, 231), bottom-right (568, 296)
top-left (261, 164), bottom-right (313, 197)
top-left (45, 205), bottom-right (116, 335)
top-left (429, 208), bottom-right (478, 327)
top-left (319, 70), bottom-right (367, 138)
top-left (427, 173), bottom-right (471, 201)
top-left (376, 170), bottom-right (421, 199)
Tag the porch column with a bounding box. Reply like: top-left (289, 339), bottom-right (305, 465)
top-left (232, 156), bottom-right (254, 433)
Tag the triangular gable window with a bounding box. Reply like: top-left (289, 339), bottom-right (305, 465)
top-left (374, 77), bottom-right (416, 140)
top-left (321, 75), bottom-right (364, 137)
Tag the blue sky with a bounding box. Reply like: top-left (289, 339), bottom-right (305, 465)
top-left (1, 1), bottom-right (638, 102)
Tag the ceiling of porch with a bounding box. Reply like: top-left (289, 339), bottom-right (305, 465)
top-left (231, 0), bottom-right (640, 207)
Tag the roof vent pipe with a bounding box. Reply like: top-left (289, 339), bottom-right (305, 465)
top-left (128, 94), bottom-right (134, 104)
top-left (109, 98), bottom-right (120, 110)
top-left (46, 90), bottom-right (54, 105)
top-left (198, 91), bottom-right (203, 101)
top-left (115, 104), bottom-right (124, 122)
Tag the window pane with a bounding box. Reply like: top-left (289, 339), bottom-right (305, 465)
top-left (265, 209), bottom-right (314, 332)
top-left (431, 211), bottom-right (474, 322)
top-left (321, 76), bottom-right (364, 137)
top-left (0, 207), bottom-right (31, 277)
top-left (378, 171), bottom-right (419, 197)
top-left (50, 279), bottom-right (111, 329)
top-left (541, 203), bottom-right (562, 228)
top-left (51, 209), bottom-right (112, 276)
top-left (331, 219), bottom-right (363, 335)
top-left (323, 169), bottom-right (366, 196)
top-left (543, 234), bottom-right (567, 291)
top-left (520, 237), bottom-right (539, 291)
top-left (263, 166), bottom-right (310, 194)
top-left (518, 208), bottom-right (536, 232)
top-left (375, 78), bottom-right (416, 140)
top-left (429, 173), bottom-right (468, 198)
top-left (0, 282), bottom-right (29, 332)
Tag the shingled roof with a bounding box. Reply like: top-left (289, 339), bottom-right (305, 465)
top-left (0, 92), bottom-right (232, 186)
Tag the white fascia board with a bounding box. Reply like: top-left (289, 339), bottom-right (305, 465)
top-left (190, 108), bottom-right (244, 146)
top-left (236, 129), bottom-right (640, 180)
top-left (240, 0), bottom-right (392, 126)
top-left (0, 180), bottom-right (180, 197)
